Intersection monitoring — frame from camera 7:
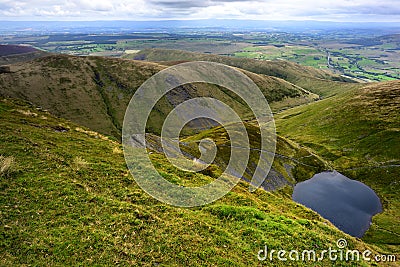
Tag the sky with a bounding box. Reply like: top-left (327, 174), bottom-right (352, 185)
top-left (0, 0), bottom-right (399, 22)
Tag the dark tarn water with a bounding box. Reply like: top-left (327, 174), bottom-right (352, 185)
top-left (292, 171), bottom-right (382, 237)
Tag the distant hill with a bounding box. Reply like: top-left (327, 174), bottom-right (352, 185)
top-left (0, 45), bottom-right (39, 56)
top-left (0, 45), bottom-right (49, 66)
top-left (127, 48), bottom-right (361, 97)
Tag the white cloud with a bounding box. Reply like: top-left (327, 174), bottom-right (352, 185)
top-left (0, 0), bottom-right (398, 21)
top-left (71, 0), bottom-right (113, 12)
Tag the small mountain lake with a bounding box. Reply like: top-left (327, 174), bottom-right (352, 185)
top-left (292, 171), bottom-right (382, 237)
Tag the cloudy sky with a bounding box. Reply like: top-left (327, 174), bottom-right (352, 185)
top-left (0, 0), bottom-right (399, 21)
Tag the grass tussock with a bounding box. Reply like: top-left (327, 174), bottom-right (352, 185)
top-left (71, 156), bottom-right (89, 171)
top-left (15, 109), bottom-right (38, 117)
top-left (0, 155), bottom-right (17, 177)
top-left (112, 146), bottom-right (123, 154)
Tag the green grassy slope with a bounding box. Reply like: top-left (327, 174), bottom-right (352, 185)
top-left (275, 81), bottom-right (400, 252)
top-left (127, 48), bottom-right (362, 97)
top-left (0, 97), bottom-right (390, 266)
top-left (0, 54), bottom-right (317, 138)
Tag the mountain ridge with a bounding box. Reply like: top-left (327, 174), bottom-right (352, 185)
top-left (127, 48), bottom-right (362, 97)
top-left (0, 53), bottom-right (319, 138)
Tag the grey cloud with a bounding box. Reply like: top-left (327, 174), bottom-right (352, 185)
top-left (301, 6), bottom-right (400, 17)
top-left (214, 0), bottom-right (260, 2)
top-left (148, 0), bottom-right (261, 10)
top-left (0, 1), bottom-right (13, 9)
top-left (149, 0), bottom-right (213, 9)
top-left (340, 4), bottom-right (400, 15)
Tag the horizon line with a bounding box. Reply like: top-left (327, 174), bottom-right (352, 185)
top-left (1, 19), bottom-right (400, 23)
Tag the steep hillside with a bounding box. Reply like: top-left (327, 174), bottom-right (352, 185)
top-left (275, 81), bottom-right (400, 252)
top-left (0, 97), bottom-right (387, 266)
top-left (127, 48), bottom-right (362, 97)
top-left (0, 55), bottom-right (161, 138)
top-left (177, 122), bottom-right (329, 190)
top-left (0, 54), bottom-right (317, 138)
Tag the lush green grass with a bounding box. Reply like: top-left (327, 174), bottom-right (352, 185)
top-left (232, 44), bottom-right (399, 82)
top-left (1, 98), bottom-right (385, 266)
top-left (233, 45), bottom-right (328, 70)
top-left (275, 81), bottom-right (400, 253)
top-left (328, 49), bottom-right (399, 82)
